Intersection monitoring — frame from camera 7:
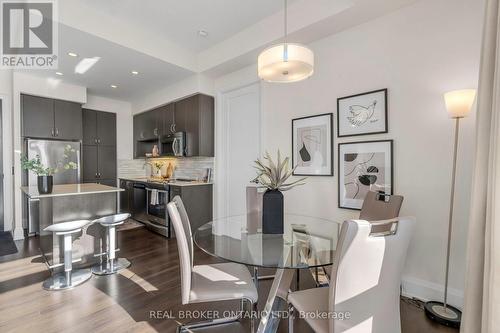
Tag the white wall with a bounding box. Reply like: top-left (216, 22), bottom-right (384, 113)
top-left (213, 0), bottom-right (484, 308)
top-left (131, 73), bottom-right (214, 114)
top-left (84, 95), bottom-right (133, 160)
top-left (0, 70), bottom-right (13, 233)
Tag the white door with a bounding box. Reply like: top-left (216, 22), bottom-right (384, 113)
top-left (216, 83), bottom-right (261, 218)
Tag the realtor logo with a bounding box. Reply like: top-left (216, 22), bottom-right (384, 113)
top-left (1, 0), bottom-right (58, 68)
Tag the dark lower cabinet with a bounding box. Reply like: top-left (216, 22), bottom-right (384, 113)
top-left (169, 184), bottom-right (213, 232)
top-left (119, 179), bottom-right (134, 213)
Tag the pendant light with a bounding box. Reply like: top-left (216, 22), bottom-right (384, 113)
top-left (258, 0), bottom-right (314, 83)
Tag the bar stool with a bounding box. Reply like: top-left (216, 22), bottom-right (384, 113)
top-left (91, 213), bottom-right (131, 275)
top-left (42, 220), bottom-right (92, 291)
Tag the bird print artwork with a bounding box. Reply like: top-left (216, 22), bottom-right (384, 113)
top-left (347, 100), bottom-right (379, 127)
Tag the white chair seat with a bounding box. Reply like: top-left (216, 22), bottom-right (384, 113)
top-left (93, 213), bottom-right (130, 226)
top-left (190, 263), bottom-right (258, 304)
top-left (44, 220), bottom-right (91, 234)
top-left (288, 287), bottom-right (329, 333)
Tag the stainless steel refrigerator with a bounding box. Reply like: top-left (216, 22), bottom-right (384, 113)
top-left (22, 139), bottom-right (81, 235)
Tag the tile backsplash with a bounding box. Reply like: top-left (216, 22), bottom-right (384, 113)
top-left (118, 157), bottom-right (214, 181)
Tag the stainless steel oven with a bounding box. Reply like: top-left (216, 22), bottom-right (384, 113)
top-left (145, 186), bottom-right (171, 237)
top-left (160, 132), bottom-right (186, 157)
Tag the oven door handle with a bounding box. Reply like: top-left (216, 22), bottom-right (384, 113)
top-left (145, 188), bottom-right (168, 194)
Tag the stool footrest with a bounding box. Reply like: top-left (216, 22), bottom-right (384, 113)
top-left (48, 257), bottom-right (82, 270)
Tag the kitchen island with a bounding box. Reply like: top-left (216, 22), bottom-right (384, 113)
top-left (21, 183), bottom-right (124, 268)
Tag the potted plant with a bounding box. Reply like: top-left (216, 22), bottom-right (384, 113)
top-left (253, 150), bottom-right (306, 234)
top-left (21, 145), bottom-right (78, 194)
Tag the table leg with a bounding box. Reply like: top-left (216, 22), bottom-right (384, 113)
top-left (257, 268), bottom-right (294, 333)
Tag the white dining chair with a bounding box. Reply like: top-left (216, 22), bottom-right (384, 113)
top-left (288, 217), bottom-right (415, 333)
top-left (167, 196), bottom-right (258, 332)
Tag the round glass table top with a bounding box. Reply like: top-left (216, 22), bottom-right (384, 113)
top-left (193, 214), bottom-right (341, 269)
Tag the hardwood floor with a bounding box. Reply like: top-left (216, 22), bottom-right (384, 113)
top-left (0, 226), bottom-right (459, 333)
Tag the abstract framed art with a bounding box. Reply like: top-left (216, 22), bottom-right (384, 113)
top-left (338, 140), bottom-right (393, 210)
top-left (292, 113), bottom-right (333, 176)
top-left (337, 88), bottom-right (388, 137)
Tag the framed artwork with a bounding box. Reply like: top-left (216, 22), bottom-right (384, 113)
top-left (292, 113), bottom-right (333, 176)
top-left (337, 88), bottom-right (388, 137)
top-left (338, 140), bottom-right (393, 210)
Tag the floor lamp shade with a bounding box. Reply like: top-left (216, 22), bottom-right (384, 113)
top-left (444, 89), bottom-right (476, 118)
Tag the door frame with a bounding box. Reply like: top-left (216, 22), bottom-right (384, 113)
top-left (214, 82), bottom-right (262, 219)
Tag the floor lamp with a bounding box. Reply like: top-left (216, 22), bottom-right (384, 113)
top-left (424, 89), bottom-right (476, 328)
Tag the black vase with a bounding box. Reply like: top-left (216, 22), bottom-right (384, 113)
top-left (262, 189), bottom-right (284, 234)
top-left (37, 175), bottom-right (53, 194)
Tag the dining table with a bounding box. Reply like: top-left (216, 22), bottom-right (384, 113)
top-left (194, 213), bottom-right (341, 333)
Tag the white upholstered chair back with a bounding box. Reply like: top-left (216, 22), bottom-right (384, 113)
top-left (329, 217), bottom-right (415, 333)
top-left (167, 198), bottom-right (193, 305)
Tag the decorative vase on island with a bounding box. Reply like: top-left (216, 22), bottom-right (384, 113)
top-left (262, 189), bottom-right (284, 234)
top-left (37, 175), bottom-right (53, 194)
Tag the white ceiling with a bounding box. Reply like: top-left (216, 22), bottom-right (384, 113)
top-left (20, 24), bottom-right (194, 101)
top-left (77, 0), bottom-right (298, 53)
top-left (21, 0), bottom-right (421, 103)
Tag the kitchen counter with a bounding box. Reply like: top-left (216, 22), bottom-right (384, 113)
top-left (118, 177), bottom-right (212, 187)
top-left (21, 183), bottom-right (122, 269)
top-left (21, 183), bottom-right (123, 199)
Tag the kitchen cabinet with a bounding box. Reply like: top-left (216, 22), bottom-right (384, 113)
top-left (169, 184), bottom-right (213, 232)
top-left (173, 94), bottom-right (214, 157)
top-left (22, 94), bottom-right (82, 140)
top-left (82, 108), bottom-right (117, 185)
top-left (83, 109), bottom-right (116, 146)
top-left (54, 100), bottom-right (83, 140)
top-left (162, 103), bottom-right (175, 134)
top-left (134, 109), bottom-right (161, 140)
top-left (133, 93), bottom-right (214, 158)
top-left (119, 179), bottom-right (134, 213)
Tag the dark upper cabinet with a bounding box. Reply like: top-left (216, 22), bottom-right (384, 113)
top-left (162, 103), bottom-right (175, 134)
top-left (83, 109), bottom-right (116, 146)
top-left (22, 95), bottom-right (54, 138)
top-left (82, 108), bottom-right (117, 183)
top-left (54, 100), bottom-right (83, 140)
top-left (134, 109), bottom-right (161, 141)
top-left (97, 111), bottom-right (117, 146)
top-left (22, 94), bottom-right (83, 140)
top-left (133, 93), bottom-right (214, 158)
top-left (174, 94), bottom-right (214, 157)
top-left (82, 109), bottom-right (97, 145)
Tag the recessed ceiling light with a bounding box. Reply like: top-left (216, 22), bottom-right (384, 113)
top-left (110, 85), bottom-right (118, 89)
top-left (198, 30), bottom-right (208, 37)
top-left (131, 70), bottom-right (139, 75)
top-left (68, 52), bottom-right (78, 57)
top-left (55, 72), bottom-right (63, 76)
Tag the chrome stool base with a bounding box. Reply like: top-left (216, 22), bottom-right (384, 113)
top-left (91, 258), bottom-right (131, 275)
top-left (42, 269), bottom-right (92, 291)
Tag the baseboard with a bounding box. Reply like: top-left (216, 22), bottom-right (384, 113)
top-left (401, 276), bottom-right (464, 310)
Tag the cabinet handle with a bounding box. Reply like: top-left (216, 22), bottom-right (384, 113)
top-left (154, 128), bottom-right (158, 136)
top-left (172, 123), bottom-right (176, 133)
top-left (140, 131), bottom-right (144, 139)
top-left (98, 138), bottom-right (101, 144)
top-left (51, 128), bottom-right (55, 137)
top-left (95, 138), bottom-right (98, 144)
top-left (55, 128), bottom-right (59, 137)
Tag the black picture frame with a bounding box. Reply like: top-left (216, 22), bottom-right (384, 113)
top-left (292, 113), bottom-right (334, 176)
top-left (337, 139), bottom-right (394, 210)
top-left (337, 88), bottom-right (388, 138)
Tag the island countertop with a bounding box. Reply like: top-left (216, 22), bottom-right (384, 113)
top-left (21, 183), bottom-right (124, 199)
